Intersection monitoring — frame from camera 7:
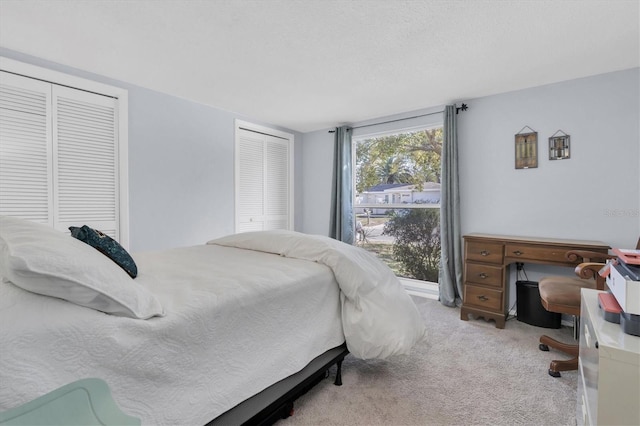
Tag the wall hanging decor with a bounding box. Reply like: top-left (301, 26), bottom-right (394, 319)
top-left (549, 130), bottom-right (570, 160)
top-left (515, 126), bottom-right (538, 169)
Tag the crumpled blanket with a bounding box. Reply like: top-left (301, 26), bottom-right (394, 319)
top-left (208, 230), bottom-right (427, 359)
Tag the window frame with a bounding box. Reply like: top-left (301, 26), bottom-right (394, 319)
top-left (352, 121), bottom-right (443, 291)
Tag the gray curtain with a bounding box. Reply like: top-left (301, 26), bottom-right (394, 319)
top-left (439, 105), bottom-right (464, 306)
top-left (329, 126), bottom-right (354, 244)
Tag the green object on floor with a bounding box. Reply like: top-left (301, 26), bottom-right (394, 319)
top-left (0, 378), bottom-right (140, 426)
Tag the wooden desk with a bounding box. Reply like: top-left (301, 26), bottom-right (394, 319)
top-left (460, 233), bottom-right (609, 328)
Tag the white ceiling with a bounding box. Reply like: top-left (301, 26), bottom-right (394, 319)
top-left (1, 0), bottom-right (638, 133)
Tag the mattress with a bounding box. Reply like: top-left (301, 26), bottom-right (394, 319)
top-left (0, 244), bottom-right (345, 425)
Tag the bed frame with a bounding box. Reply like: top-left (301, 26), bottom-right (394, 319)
top-left (208, 344), bottom-right (349, 425)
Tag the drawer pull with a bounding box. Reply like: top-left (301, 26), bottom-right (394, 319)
top-left (478, 273), bottom-right (488, 279)
top-left (477, 295), bottom-right (489, 302)
top-left (480, 250), bottom-right (490, 256)
top-left (513, 250), bottom-right (523, 256)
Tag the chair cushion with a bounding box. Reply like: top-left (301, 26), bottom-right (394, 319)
top-left (539, 276), bottom-right (596, 316)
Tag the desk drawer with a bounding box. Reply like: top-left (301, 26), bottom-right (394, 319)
top-left (465, 263), bottom-right (503, 288)
top-left (463, 284), bottom-right (503, 311)
top-left (505, 244), bottom-right (570, 264)
top-left (466, 241), bottom-right (504, 264)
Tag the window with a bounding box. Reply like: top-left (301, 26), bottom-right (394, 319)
top-left (0, 58), bottom-right (129, 246)
top-left (354, 126), bottom-right (442, 293)
top-left (234, 120), bottom-right (294, 232)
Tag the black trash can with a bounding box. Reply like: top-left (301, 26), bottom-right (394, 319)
top-left (516, 280), bottom-right (561, 328)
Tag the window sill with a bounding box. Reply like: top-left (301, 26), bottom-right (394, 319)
top-left (399, 277), bottom-right (438, 300)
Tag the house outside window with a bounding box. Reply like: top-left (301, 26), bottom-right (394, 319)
top-left (353, 126), bottom-right (442, 295)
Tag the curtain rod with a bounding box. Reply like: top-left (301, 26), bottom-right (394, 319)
top-left (329, 103), bottom-right (467, 133)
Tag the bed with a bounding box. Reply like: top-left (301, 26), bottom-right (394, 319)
top-left (0, 216), bottom-right (427, 425)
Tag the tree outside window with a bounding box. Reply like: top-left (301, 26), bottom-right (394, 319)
top-left (354, 128), bottom-right (442, 283)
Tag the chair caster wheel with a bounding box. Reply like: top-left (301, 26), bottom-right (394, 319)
top-left (539, 344), bottom-right (549, 351)
top-left (548, 369), bottom-right (561, 378)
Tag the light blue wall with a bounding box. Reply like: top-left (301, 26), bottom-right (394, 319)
top-left (127, 89), bottom-right (237, 251)
top-left (0, 48), bottom-right (303, 252)
top-left (458, 67), bottom-right (639, 250)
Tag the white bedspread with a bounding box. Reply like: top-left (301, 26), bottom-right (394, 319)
top-left (0, 244), bottom-right (344, 425)
top-left (209, 230), bottom-right (427, 359)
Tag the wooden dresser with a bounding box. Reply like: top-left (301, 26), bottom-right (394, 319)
top-left (460, 233), bottom-right (609, 328)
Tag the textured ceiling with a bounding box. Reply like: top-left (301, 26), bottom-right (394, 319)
top-left (1, 0), bottom-right (638, 133)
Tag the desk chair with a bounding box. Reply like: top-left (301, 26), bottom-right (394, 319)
top-left (538, 250), bottom-right (614, 378)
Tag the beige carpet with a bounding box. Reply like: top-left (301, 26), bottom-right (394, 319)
top-left (280, 295), bottom-right (578, 426)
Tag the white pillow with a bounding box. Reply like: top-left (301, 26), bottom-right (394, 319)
top-left (0, 216), bottom-right (164, 319)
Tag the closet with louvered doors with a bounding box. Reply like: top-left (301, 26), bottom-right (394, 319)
top-left (235, 122), bottom-right (293, 233)
top-left (0, 66), bottom-right (127, 245)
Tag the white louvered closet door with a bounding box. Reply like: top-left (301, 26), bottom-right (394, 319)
top-left (0, 70), bottom-right (120, 239)
top-left (0, 71), bottom-right (53, 225)
top-left (264, 140), bottom-right (289, 230)
top-left (237, 129), bottom-right (265, 232)
top-left (53, 85), bottom-right (119, 237)
top-left (236, 128), bottom-right (291, 233)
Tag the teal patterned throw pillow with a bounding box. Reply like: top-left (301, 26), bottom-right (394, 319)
top-left (69, 225), bottom-right (138, 278)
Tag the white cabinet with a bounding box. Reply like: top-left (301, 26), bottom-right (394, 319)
top-left (577, 289), bottom-right (640, 425)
